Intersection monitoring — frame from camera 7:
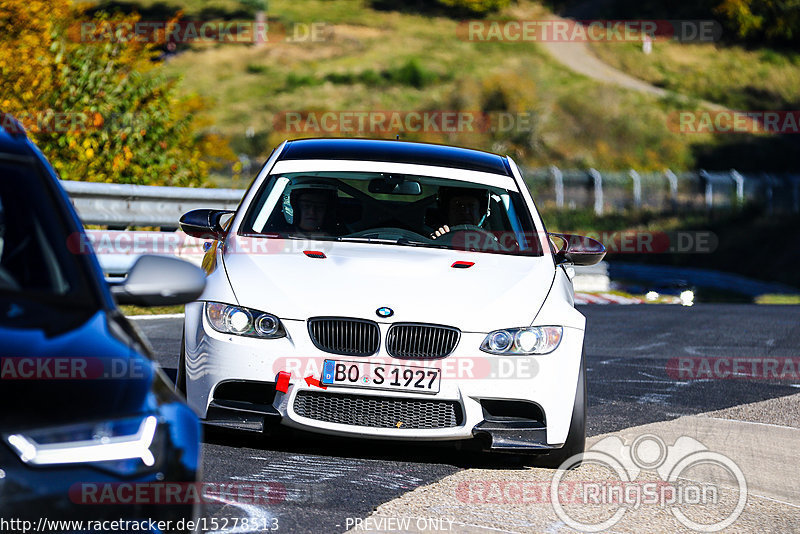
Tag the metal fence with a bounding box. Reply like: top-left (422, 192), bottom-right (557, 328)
top-left (61, 166), bottom-right (800, 231)
top-left (523, 167), bottom-right (800, 215)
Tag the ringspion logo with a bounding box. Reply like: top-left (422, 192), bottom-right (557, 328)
top-left (552, 434), bottom-right (747, 532)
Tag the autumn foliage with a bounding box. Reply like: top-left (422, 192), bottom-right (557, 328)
top-left (0, 0), bottom-right (231, 186)
top-left (716, 0), bottom-right (800, 44)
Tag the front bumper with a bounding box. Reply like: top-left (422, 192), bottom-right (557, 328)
top-left (184, 302), bottom-right (584, 448)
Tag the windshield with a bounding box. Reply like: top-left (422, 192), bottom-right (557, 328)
top-left (240, 171), bottom-right (543, 256)
top-left (0, 158), bottom-right (98, 324)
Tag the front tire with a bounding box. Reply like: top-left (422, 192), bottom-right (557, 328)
top-left (533, 349), bottom-right (586, 469)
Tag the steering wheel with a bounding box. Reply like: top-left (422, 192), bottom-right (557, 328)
top-left (434, 224), bottom-right (495, 241)
top-left (450, 224), bottom-right (494, 234)
top-left (433, 224), bottom-right (514, 252)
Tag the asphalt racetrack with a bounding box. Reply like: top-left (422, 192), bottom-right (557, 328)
top-left (134, 304), bottom-right (800, 533)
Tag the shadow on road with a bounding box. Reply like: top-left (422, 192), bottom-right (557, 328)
top-left (200, 424), bottom-right (549, 470)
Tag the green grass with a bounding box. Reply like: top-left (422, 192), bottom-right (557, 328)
top-left (94, 0), bottom-right (800, 175)
top-left (92, 0), bottom-right (259, 18)
top-left (589, 39), bottom-right (800, 111)
top-left (120, 304), bottom-right (185, 316)
top-left (755, 294), bottom-right (800, 305)
top-left (280, 59), bottom-right (447, 92)
top-left (95, 0), bottom-right (726, 173)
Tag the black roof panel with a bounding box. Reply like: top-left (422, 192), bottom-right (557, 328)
top-left (279, 138), bottom-right (510, 175)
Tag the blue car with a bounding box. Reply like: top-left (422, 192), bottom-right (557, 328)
top-left (0, 114), bottom-right (206, 530)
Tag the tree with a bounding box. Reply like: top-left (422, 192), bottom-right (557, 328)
top-left (0, 0), bottom-right (232, 186)
top-left (716, 0), bottom-right (800, 44)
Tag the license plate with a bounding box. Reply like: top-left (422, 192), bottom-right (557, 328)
top-left (320, 360), bottom-right (441, 394)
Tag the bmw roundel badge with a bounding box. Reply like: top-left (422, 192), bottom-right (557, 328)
top-left (376, 307), bottom-right (394, 318)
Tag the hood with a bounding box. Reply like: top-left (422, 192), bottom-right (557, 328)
top-left (0, 310), bottom-right (155, 430)
top-left (223, 238), bottom-right (555, 332)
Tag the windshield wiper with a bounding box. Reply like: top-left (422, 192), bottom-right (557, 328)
top-left (336, 236), bottom-right (451, 249)
top-left (395, 237), bottom-right (448, 248)
top-left (337, 237), bottom-right (398, 244)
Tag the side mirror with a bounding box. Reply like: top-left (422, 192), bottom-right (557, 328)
top-left (549, 233), bottom-right (606, 266)
top-left (110, 255), bottom-right (206, 306)
top-left (179, 209), bottom-right (235, 240)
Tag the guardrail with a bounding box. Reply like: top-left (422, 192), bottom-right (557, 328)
top-left (62, 180), bottom-right (243, 228)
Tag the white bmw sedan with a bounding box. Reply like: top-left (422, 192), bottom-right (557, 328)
top-left (178, 138), bottom-right (604, 465)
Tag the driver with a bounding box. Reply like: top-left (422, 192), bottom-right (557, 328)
top-left (288, 183), bottom-right (339, 236)
top-left (430, 186), bottom-right (489, 239)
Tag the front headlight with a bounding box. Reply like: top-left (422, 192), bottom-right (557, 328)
top-left (4, 415), bottom-right (163, 476)
top-left (205, 302), bottom-right (286, 338)
top-left (480, 326), bottom-right (563, 355)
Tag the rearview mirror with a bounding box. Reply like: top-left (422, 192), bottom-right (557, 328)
top-left (368, 175), bottom-right (421, 195)
top-left (110, 255), bottom-right (206, 306)
top-left (549, 233), bottom-right (606, 266)
top-left (179, 209), bottom-right (235, 239)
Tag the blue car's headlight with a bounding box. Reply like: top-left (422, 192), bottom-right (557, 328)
top-left (480, 326), bottom-right (563, 355)
top-left (5, 415), bottom-right (163, 476)
top-left (205, 302), bottom-right (286, 338)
